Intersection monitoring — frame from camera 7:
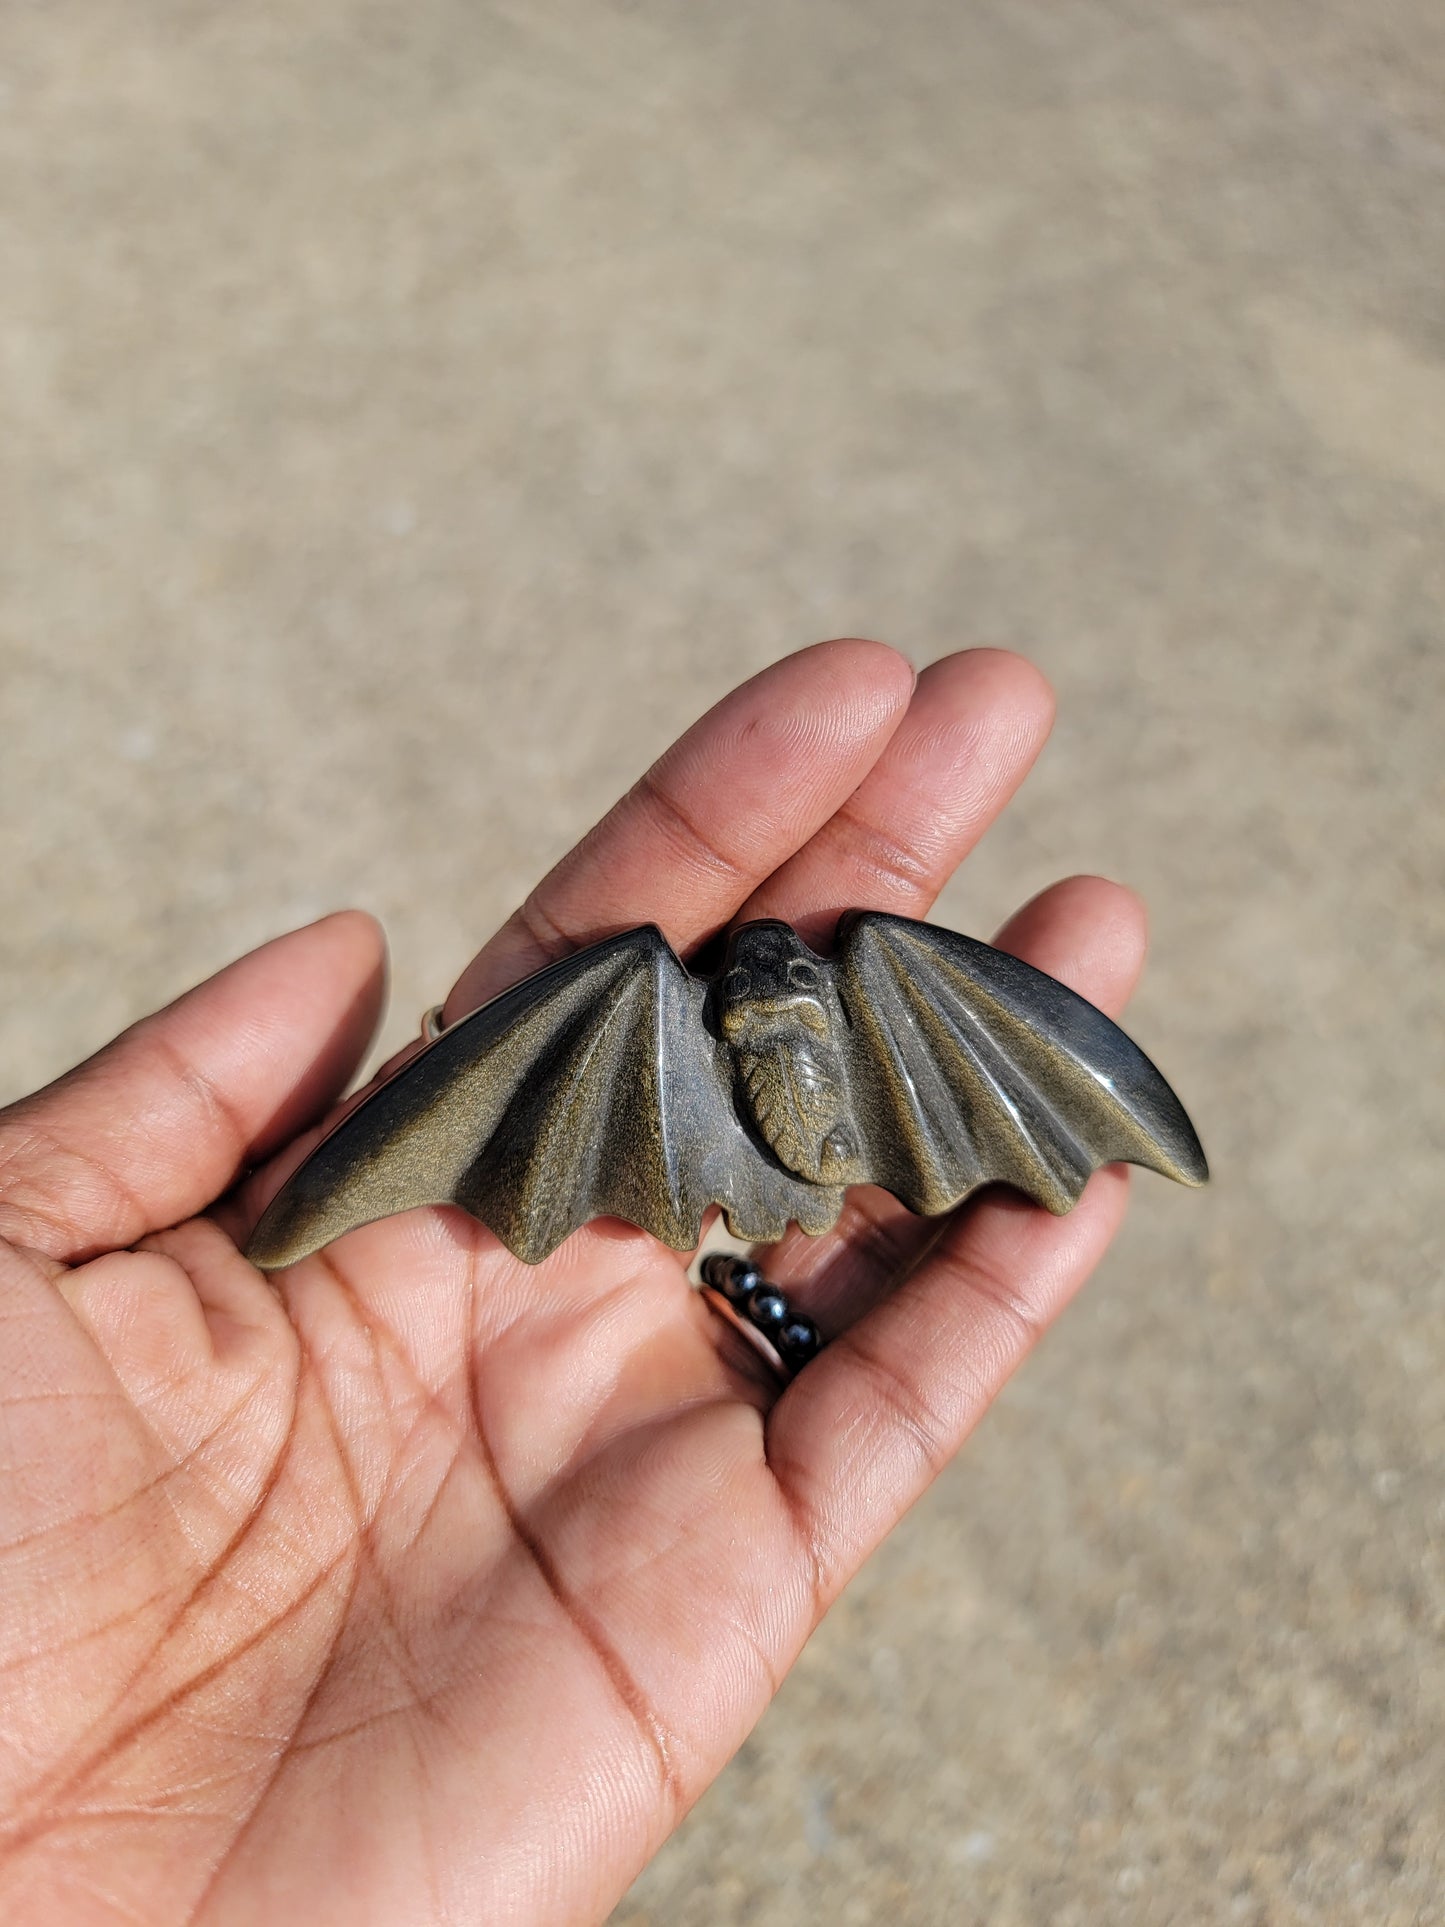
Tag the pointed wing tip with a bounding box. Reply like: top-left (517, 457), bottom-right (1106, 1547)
top-left (245, 1180), bottom-right (353, 1267)
top-left (244, 1218), bottom-right (320, 1272)
top-left (1178, 1145), bottom-right (1210, 1187)
top-left (1153, 1123), bottom-right (1209, 1189)
top-left (247, 1195), bottom-right (463, 1269)
top-left (244, 1185), bottom-right (378, 1271)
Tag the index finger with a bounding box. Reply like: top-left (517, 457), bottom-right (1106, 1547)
top-left (443, 638), bottom-right (915, 1020)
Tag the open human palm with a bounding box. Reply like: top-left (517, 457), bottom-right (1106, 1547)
top-left (0, 643), bottom-right (1149, 1924)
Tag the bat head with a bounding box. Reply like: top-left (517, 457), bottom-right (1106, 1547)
top-left (716, 919), bottom-right (830, 1044)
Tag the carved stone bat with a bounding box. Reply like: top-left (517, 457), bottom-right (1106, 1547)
top-left (247, 912), bottom-right (1207, 1270)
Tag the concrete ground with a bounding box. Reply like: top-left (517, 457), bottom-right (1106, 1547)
top-left (2, 3), bottom-right (1441, 1921)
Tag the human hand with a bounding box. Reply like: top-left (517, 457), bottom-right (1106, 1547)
top-left (0, 642), bottom-right (1147, 1924)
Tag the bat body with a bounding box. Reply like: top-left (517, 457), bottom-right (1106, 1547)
top-left (247, 913), bottom-right (1207, 1270)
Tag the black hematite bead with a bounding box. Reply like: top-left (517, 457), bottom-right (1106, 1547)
top-left (778, 1314), bottom-right (820, 1361)
top-left (724, 1261), bottom-right (761, 1304)
top-left (747, 1286), bottom-right (789, 1329)
top-left (701, 1254), bottom-right (754, 1302)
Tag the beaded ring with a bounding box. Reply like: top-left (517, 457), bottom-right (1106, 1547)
top-left (698, 1253), bottom-right (823, 1384)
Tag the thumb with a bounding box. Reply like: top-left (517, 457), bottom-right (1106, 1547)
top-left (0, 912), bottom-right (387, 1265)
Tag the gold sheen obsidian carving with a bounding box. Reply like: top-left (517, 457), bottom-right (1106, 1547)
top-left (247, 912), bottom-right (1208, 1272)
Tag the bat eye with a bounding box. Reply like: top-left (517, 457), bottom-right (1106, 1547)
top-left (788, 960), bottom-right (820, 992)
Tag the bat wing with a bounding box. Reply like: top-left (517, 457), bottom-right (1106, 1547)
top-left (833, 911), bottom-right (1208, 1216)
top-left (247, 925), bottom-right (839, 1269)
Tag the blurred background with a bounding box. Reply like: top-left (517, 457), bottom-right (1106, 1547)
top-left (1, 3), bottom-right (1441, 1921)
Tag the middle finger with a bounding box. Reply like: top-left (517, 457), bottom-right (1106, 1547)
top-left (735, 647), bottom-right (1054, 944)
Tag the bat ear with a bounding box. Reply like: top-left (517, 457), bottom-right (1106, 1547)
top-left (831, 908), bottom-right (865, 952)
top-left (686, 925), bottom-right (732, 977)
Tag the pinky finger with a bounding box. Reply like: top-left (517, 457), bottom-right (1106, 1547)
top-left (765, 1165), bottom-right (1131, 1611)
